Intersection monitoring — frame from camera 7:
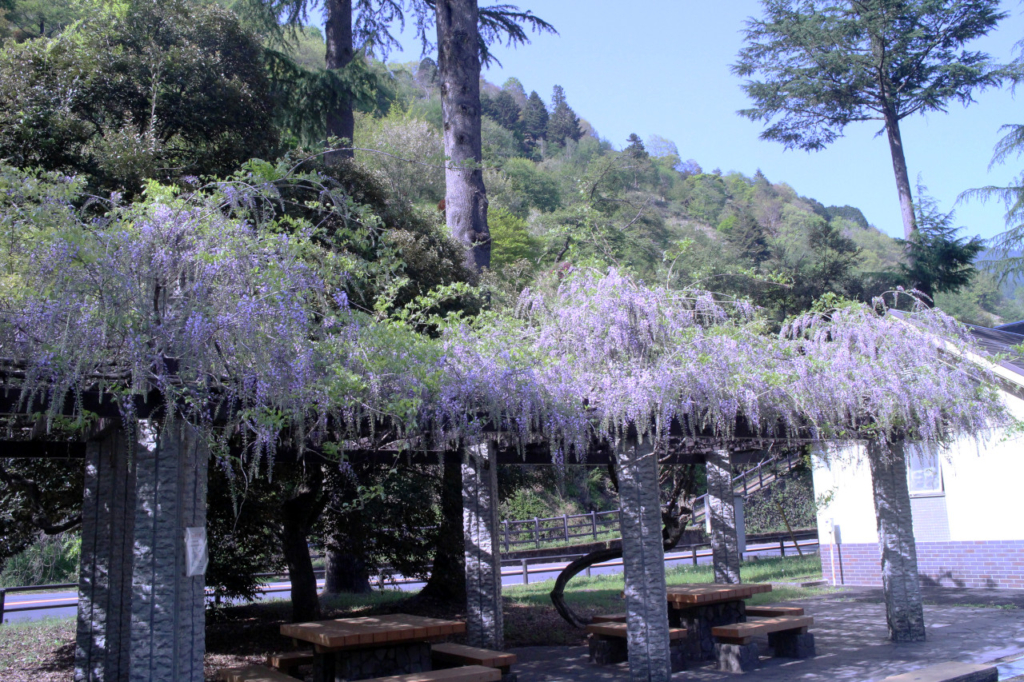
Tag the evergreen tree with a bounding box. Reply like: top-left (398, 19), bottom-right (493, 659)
top-left (727, 213), bottom-right (771, 266)
top-left (482, 90), bottom-right (522, 132)
top-left (734, 0), bottom-right (1005, 241)
top-left (502, 76), bottom-right (527, 107)
top-left (522, 90), bottom-right (549, 143)
top-left (898, 188), bottom-right (984, 302)
top-left (625, 133), bottom-right (648, 159)
top-left (546, 84), bottom-right (581, 146)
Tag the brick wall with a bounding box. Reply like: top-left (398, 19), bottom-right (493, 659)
top-left (820, 540), bottom-right (1024, 589)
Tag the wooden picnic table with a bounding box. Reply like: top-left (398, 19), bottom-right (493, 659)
top-left (665, 583), bottom-right (772, 661)
top-left (281, 614), bottom-right (465, 682)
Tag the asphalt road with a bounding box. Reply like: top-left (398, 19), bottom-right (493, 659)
top-left (2, 540), bottom-right (817, 624)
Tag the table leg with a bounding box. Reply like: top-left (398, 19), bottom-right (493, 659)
top-left (675, 600), bottom-right (748, 661)
top-left (312, 650), bottom-right (335, 682)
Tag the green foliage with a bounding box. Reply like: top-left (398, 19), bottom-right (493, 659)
top-left (0, 0), bottom-right (279, 196)
top-left (353, 106), bottom-right (445, 203)
top-left (206, 458), bottom-right (284, 604)
top-left (734, 0), bottom-right (1005, 152)
top-left (502, 158), bottom-right (560, 213)
top-left (625, 133), bottom-right (648, 160)
top-left (281, 24), bottom-right (326, 71)
top-left (522, 90), bottom-right (549, 145)
top-left (489, 206), bottom-right (538, 269)
top-left (825, 205), bottom-right (869, 229)
top-left (0, 532), bottom-right (80, 588)
top-left (961, 121), bottom-right (1024, 283)
top-left (0, 456), bottom-right (83, 570)
top-left (546, 84), bottom-right (582, 147)
top-left (499, 488), bottom-right (550, 521)
top-left (744, 467), bottom-right (816, 535)
top-left (5, 0), bottom-right (82, 40)
top-left (481, 116), bottom-right (522, 163)
top-left (934, 272), bottom-right (1005, 327)
top-left (898, 188), bottom-right (984, 300)
top-left (482, 89), bottom-right (523, 134)
top-left (317, 461), bottom-right (438, 587)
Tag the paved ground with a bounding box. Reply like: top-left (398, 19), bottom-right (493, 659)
top-left (509, 587), bottom-right (1024, 682)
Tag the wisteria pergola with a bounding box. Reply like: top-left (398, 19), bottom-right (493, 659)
top-left (0, 176), bottom-right (1006, 682)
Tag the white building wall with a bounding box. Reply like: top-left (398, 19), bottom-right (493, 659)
top-left (941, 391), bottom-right (1024, 543)
top-left (812, 444), bottom-right (877, 545)
top-left (813, 391), bottom-right (1024, 547)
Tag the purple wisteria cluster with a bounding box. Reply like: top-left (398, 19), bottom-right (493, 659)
top-left (0, 167), bottom-right (1009, 468)
top-left (435, 269), bottom-right (1008, 457)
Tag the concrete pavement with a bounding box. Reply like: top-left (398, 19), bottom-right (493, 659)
top-left (509, 587), bottom-right (1024, 681)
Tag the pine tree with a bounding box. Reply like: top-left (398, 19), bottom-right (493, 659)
top-left (625, 133), bottom-right (648, 160)
top-left (502, 77), bottom-right (527, 107)
top-left (522, 90), bottom-right (549, 143)
top-left (483, 90), bottom-right (522, 132)
top-left (546, 84), bottom-right (581, 146)
top-left (734, 0), bottom-right (1005, 241)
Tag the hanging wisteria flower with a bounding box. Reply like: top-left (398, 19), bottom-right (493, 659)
top-left (0, 164), bottom-right (1009, 472)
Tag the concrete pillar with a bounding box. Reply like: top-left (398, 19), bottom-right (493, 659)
top-left (462, 441), bottom-right (503, 650)
top-left (617, 437), bottom-right (672, 682)
top-left (708, 449), bottom-right (740, 584)
top-left (75, 428), bottom-right (136, 682)
top-left (867, 440), bottom-right (926, 642)
top-left (129, 420), bottom-right (210, 682)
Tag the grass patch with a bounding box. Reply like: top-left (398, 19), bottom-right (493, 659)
top-left (498, 553), bottom-right (832, 646)
top-left (0, 616), bottom-right (76, 682)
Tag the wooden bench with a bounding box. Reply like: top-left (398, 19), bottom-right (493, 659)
top-left (877, 662), bottom-right (998, 682)
top-left (591, 613), bottom-right (627, 623)
top-left (360, 667), bottom-right (502, 682)
top-left (217, 665), bottom-right (298, 682)
top-left (711, 615), bottom-right (815, 673)
top-left (431, 643), bottom-right (517, 682)
top-left (585, 622), bottom-right (688, 671)
top-left (745, 605), bottom-right (805, 617)
top-left (265, 651), bottom-right (313, 678)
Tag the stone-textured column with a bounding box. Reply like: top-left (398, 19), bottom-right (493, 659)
top-left (867, 440), bottom-right (925, 642)
top-left (75, 428), bottom-right (136, 682)
top-left (707, 449), bottom-right (740, 584)
top-left (130, 420), bottom-right (210, 682)
top-left (463, 441), bottom-right (503, 650)
top-left (617, 438), bottom-right (672, 682)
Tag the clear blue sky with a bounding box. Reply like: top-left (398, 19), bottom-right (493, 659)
top-left (313, 1), bottom-right (1024, 242)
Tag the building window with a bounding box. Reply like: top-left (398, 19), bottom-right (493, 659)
top-left (907, 444), bottom-right (943, 496)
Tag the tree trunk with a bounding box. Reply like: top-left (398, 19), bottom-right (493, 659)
top-left (867, 440), bottom-right (926, 643)
top-left (323, 548), bottom-right (372, 594)
top-left (280, 465), bottom-right (326, 622)
top-left (414, 450), bottom-right (466, 605)
top-left (882, 106), bottom-right (917, 240)
top-left (435, 0), bottom-right (491, 273)
top-left (324, 0), bottom-right (355, 160)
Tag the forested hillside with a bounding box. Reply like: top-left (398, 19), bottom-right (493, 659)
top-left (280, 31), bottom-right (1024, 325)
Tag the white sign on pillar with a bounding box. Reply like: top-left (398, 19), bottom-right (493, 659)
top-left (185, 527), bottom-right (208, 577)
top-left (734, 494), bottom-right (746, 555)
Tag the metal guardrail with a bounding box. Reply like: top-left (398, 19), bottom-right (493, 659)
top-left (0, 532), bottom-right (819, 620)
top-left (372, 532), bottom-right (820, 587)
top-left (499, 452), bottom-right (798, 550)
top-left (0, 582), bottom-right (78, 623)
